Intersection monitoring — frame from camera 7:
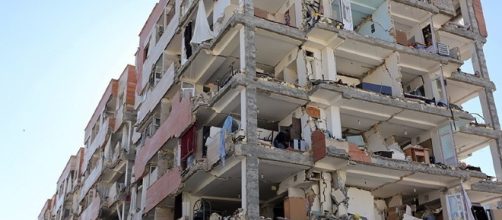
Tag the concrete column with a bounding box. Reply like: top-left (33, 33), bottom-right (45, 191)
top-left (240, 87), bottom-right (248, 133)
top-left (478, 91), bottom-right (493, 126)
top-left (465, 0), bottom-right (480, 37)
top-left (296, 49), bottom-right (308, 87)
top-left (332, 170), bottom-right (348, 218)
top-left (325, 105), bottom-right (342, 139)
top-left (423, 73), bottom-right (435, 99)
top-left (239, 0), bottom-right (254, 16)
top-left (182, 192), bottom-right (194, 219)
top-left (241, 156), bottom-right (260, 218)
top-left (465, 5), bottom-right (502, 178)
top-left (240, 86), bottom-right (258, 145)
top-left (320, 172), bottom-right (333, 212)
top-left (321, 47), bottom-right (337, 81)
top-left (239, 26), bottom-right (256, 78)
top-left (482, 89), bottom-right (500, 129)
top-left (440, 191), bottom-right (449, 220)
top-left (489, 140), bottom-right (502, 178)
top-left (238, 8), bottom-right (258, 145)
top-left (458, 0), bottom-right (471, 27)
top-left (472, 42), bottom-right (489, 79)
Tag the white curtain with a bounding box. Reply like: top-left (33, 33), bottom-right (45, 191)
top-left (340, 0), bottom-right (353, 30)
top-left (213, 0), bottom-right (230, 24)
top-left (461, 183), bottom-right (475, 220)
top-left (191, 0), bottom-right (215, 44)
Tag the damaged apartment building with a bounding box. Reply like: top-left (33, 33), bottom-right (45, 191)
top-left (40, 0), bottom-right (502, 219)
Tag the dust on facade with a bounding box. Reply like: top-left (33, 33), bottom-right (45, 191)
top-left (38, 0), bottom-right (501, 219)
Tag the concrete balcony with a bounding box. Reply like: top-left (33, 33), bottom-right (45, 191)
top-left (137, 63), bottom-right (175, 125)
top-left (140, 12), bottom-right (179, 94)
top-left (392, 0), bottom-right (454, 14)
top-left (79, 196), bottom-right (100, 220)
top-left (468, 181), bottom-right (502, 204)
top-left (79, 159), bottom-right (104, 202)
top-left (454, 124), bottom-right (501, 159)
top-left (143, 168), bottom-right (182, 214)
top-left (83, 119), bottom-right (112, 172)
top-left (134, 91), bottom-right (194, 180)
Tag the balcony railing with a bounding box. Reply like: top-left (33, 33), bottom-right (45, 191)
top-left (138, 63), bottom-right (175, 124)
top-left (80, 158), bottom-right (104, 202)
top-left (144, 168), bottom-right (182, 213)
top-left (83, 120), bottom-right (111, 171)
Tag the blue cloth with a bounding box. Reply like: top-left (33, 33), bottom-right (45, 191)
top-left (220, 116), bottom-right (234, 165)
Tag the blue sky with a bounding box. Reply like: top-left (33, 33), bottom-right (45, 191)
top-left (0, 1), bottom-right (500, 219)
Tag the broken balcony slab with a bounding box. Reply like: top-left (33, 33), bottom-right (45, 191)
top-left (177, 14), bottom-right (305, 86)
top-left (314, 146), bottom-right (349, 171)
top-left (311, 83), bottom-right (474, 120)
top-left (341, 155), bottom-right (466, 198)
top-left (311, 23), bottom-right (462, 65)
top-left (235, 143), bottom-right (313, 167)
top-left (447, 71), bottom-right (496, 90)
top-left (468, 181), bottom-right (502, 204)
top-left (454, 125), bottom-right (501, 158)
top-left (391, 0), bottom-right (440, 14)
top-left (101, 158), bottom-right (127, 184)
top-left (440, 22), bottom-right (479, 41)
top-left (182, 156), bottom-right (243, 197)
top-left (325, 148), bottom-right (486, 179)
top-left (457, 125), bottom-right (501, 139)
top-left (233, 14), bottom-right (306, 42)
top-left (390, 0), bottom-right (455, 25)
top-left (193, 74), bottom-right (309, 126)
top-left (446, 78), bottom-right (484, 105)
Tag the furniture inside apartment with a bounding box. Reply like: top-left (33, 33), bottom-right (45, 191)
top-left (404, 145), bottom-right (430, 164)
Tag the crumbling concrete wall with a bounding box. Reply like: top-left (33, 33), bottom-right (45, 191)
top-left (362, 52), bottom-right (403, 97)
top-left (347, 187), bottom-right (375, 219)
top-left (364, 125), bottom-right (388, 153)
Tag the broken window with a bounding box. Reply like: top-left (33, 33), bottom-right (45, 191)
top-left (184, 22), bottom-right (193, 59)
top-left (446, 193), bottom-right (467, 219)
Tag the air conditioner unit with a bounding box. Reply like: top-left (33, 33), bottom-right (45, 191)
top-left (437, 42), bottom-right (450, 56)
top-left (181, 82), bottom-right (195, 97)
top-left (153, 117), bottom-right (161, 128)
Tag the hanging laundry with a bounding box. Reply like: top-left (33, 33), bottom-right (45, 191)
top-left (191, 0), bottom-right (215, 45)
top-left (220, 116), bottom-right (238, 165)
top-left (213, 0), bottom-right (230, 25)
